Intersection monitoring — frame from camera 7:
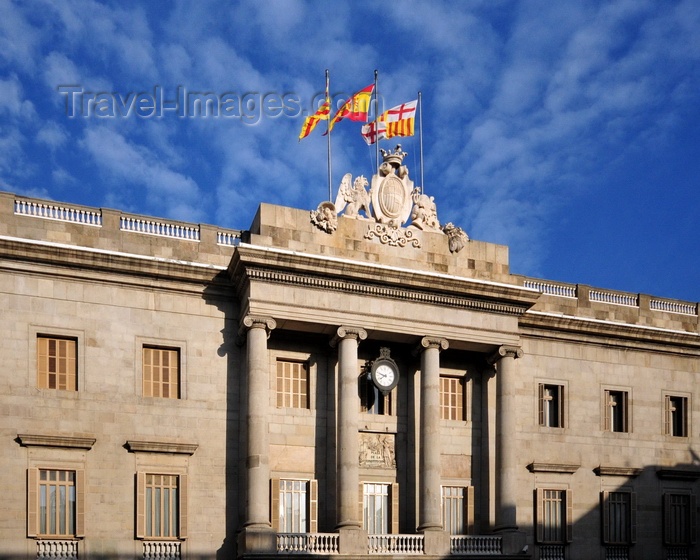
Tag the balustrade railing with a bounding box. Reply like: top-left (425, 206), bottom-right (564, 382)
top-left (604, 545), bottom-right (629, 560)
top-left (368, 534), bottom-right (424, 554)
top-left (666, 545), bottom-right (690, 560)
top-left (450, 535), bottom-right (502, 555)
top-left (142, 540), bottom-right (182, 559)
top-left (539, 543), bottom-right (565, 560)
top-left (589, 290), bottom-right (638, 307)
top-left (523, 280), bottom-right (576, 298)
top-left (36, 540), bottom-right (79, 559)
top-left (217, 230), bottom-right (241, 246)
top-left (650, 299), bottom-right (697, 316)
top-left (277, 533), bottom-right (339, 554)
top-left (15, 199), bottom-right (102, 226)
top-left (120, 216), bottom-right (200, 241)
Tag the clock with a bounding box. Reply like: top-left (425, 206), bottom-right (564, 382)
top-left (371, 357), bottom-right (399, 394)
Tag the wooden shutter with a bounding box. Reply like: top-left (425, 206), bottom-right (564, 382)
top-left (538, 385), bottom-right (545, 426)
top-left (270, 478), bottom-right (280, 531)
top-left (390, 482), bottom-right (399, 535)
top-left (629, 492), bottom-right (637, 544)
top-left (664, 396), bottom-right (671, 435)
top-left (466, 486), bottom-right (475, 535)
top-left (690, 494), bottom-right (697, 544)
top-left (535, 489), bottom-right (544, 543)
top-left (565, 489), bottom-right (573, 543)
top-left (359, 483), bottom-right (365, 529)
top-left (179, 474), bottom-right (188, 539)
top-left (136, 472), bottom-right (146, 538)
top-left (663, 493), bottom-right (671, 545)
top-left (601, 491), bottom-right (610, 544)
top-left (27, 468), bottom-right (39, 537)
top-left (309, 479), bottom-right (318, 533)
top-left (75, 469), bottom-right (85, 537)
top-left (603, 391), bottom-right (611, 431)
top-left (622, 392), bottom-right (629, 432)
top-left (558, 386), bottom-right (564, 428)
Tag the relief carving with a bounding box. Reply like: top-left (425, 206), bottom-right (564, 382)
top-left (359, 433), bottom-right (396, 468)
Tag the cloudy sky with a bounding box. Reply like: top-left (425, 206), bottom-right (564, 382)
top-left (1, 0), bottom-right (699, 302)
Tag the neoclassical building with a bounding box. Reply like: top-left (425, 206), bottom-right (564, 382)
top-left (1, 150), bottom-right (699, 560)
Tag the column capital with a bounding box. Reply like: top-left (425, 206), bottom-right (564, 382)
top-left (488, 345), bottom-right (523, 364)
top-left (330, 326), bottom-right (368, 348)
top-left (417, 336), bottom-right (449, 353)
top-left (237, 315), bottom-right (276, 345)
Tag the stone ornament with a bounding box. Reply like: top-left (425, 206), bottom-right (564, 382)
top-left (334, 174), bottom-right (372, 220)
top-left (365, 223), bottom-right (420, 248)
top-left (359, 433), bottom-right (396, 468)
top-left (371, 145), bottom-right (414, 228)
top-left (309, 201), bottom-right (337, 233)
top-left (409, 187), bottom-right (441, 232)
top-left (443, 222), bottom-right (469, 253)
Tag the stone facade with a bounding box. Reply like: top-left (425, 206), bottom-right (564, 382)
top-left (0, 189), bottom-right (698, 560)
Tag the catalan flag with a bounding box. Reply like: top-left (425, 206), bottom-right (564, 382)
top-left (361, 99), bottom-right (417, 145)
top-left (327, 84), bottom-right (374, 133)
top-left (299, 99), bottom-right (330, 140)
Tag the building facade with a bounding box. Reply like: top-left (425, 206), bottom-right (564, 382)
top-left (1, 155), bottom-right (699, 560)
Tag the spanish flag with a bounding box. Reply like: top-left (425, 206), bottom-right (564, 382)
top-left (326, 84), bottom-right (374, 133)
top-left (298, 99), bottom-right (330, 140)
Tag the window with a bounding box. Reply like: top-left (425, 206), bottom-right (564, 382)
top-left (360, 378), bottom-right (394, 415)
top-left (602, 491), bottom-right (636, 545)
top-left (136, 473), bottom-right (187, 540)
top-left (143, 346), bottom-right (180, 398)
top-left (664, 395), bottom-right (689, 437)
top-left (362, 483), bottom-right (398, 534)
top-left (276, 360), bottom-right (309, 409)
top-left (440, 376), bottom-right (466, 421)
top-left (604, 390), bottom-right (629, 433)
top-left (271, 479), bottom-right (318, 533)
top-left (441, 486), bottom-right (474, 534)
top-left (664, 493), bottom-right (697, 546)
top-left (536, 488), bottom-right (572, 544)
top-left (538, 384), bottom-right (564, 428)
top-left (37, 336), bottom-right (77, 391)
top-left (27, 468), bottom-right (85, 539)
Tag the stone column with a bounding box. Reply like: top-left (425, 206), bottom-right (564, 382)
top-left (417, 337), bottom-right (450, 556)
top-left (489, 345), bottom-right (526, 555)
top-left (239, 315), bottom-right (276, 554)
top-left (331, 326), bottom-right (367, 531)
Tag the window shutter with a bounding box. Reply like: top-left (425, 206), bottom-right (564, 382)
top-left (603, 391), bottom-right (611, 431)
top-left (535, 489), bottom-right (544, 543)
top-left (690, 494), bottom-right (697, 544)
top-left (558, 386), bottom-right (564, 428)
top-left (565, 489), bottom-right (573, 543)
top-left (629, 492), bottom-right (637, 544)
top-left (179, 474), bottom-right (188, 539)
top-left (309, 479), bottom-right (318, 533)
top-left (391, 482), bottom-right (399, 535)
top-left (538, 385), bottom-right (544, 426)
top-left (623, 392), bottom-right (629, 432)
top-left (359, 483), bottom-right (365, 529)
top-left (76, 469), bottom-right (85, 537)
top-left (602, 491), bottom-right (610, 544)
top-left (663, 493), bottom-right (671, 545)
top-left (664, 396), bottom-right (671, 435)
top-left (27, 468), bottom-right (38, 537)
top-left (466, 486), bottom-right (475, 535)
top-left (136, 472), bottom-right (146, 539)
top-left (270, 478), bottom-right (280, 532)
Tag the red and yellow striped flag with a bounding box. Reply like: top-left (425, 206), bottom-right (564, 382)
top-left (299, 99), bottom-right (330, 140)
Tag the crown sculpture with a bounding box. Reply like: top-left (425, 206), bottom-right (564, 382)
top-left (311, 145), bottom-right (469, 253)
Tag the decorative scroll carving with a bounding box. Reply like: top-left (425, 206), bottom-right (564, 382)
top-left (330, 326), bottom-right (368, 347)
top-left (237, 315), bottom-right (276, 345)
top-left (419, 337), bottom-right (449, 352)
top-left (310, 201), bottom-right (338, 233)
top-left (487, 345), bottom-right (524, 364)
top-left (359, 433), bottom-right (396, 468)
top-left (365, 223), bottom-right (421, 248)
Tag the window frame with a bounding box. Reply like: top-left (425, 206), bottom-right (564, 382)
top-left (440, 375), bottom-right (467, 422)
top-left (441, 485), bottom-right (474, 535)
top-left (137, 338), bottom-right (186, 400)
top-left (535, 488), bottom-right (573, 544)
top-left (136, 472), bottom-right (187, 540)
top-left (30, 328), bottom-right (85, 392)
top-left (603, 387), bottom-right (631, 433)
top-left (663, 492), bottom-right (697, 546)
top-left (271, 478), bottom-right (318, 533)
top-left (538, 382), bottom-right (565, 429)
top-left (276, 359), bottom-right (310, 410)
top-left (28, 467), bottom-right (85, 539)
top-left (361, 482), bottom-right (399, 535)
top-left (664, 393), bottom-right (690, 438)
top-left (360, 376), bottom-right (396, 416)
top-left (601, 490), bottom-right (637, 545)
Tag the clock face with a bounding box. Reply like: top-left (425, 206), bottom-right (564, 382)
top-left (371, 358), bottom-right (399, 392)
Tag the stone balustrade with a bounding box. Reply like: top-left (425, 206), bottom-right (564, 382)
top-left (36, 539), bottom-right (79, 559)
top-left (142, 540), bottom-right (182, 559)
top-left (450, 535), bottom-right (502, 555)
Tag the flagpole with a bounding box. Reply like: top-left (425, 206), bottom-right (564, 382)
top-left (374, 69), bottom-right (379, 172)
top-left (326, 70), bottom-right (332, 201)
top-left (418, 91), bottom-right (424, 194)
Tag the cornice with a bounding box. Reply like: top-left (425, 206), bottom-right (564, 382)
top-left (17, 434), bottom-right (96, 450)
top-left (656, 467), bottom-right (700, 480)
top-left (527, 462), bottom-right (580, 474)
top-left (594, 466), bottom-right (643, 477)
top-left (125, 440), bottom-right (198, 455)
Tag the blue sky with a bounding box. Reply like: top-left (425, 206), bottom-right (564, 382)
top-left (1, 0), bottom-right (699, 302)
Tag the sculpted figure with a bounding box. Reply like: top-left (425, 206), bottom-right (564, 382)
top-left (309, 201), bottom-right (337, 233)
top-left (410, 187), bottom-right (441, 231)
top-left (334, 173), bottom-right (372, 220)
top-left (443, 222), bottom-right (469, 253)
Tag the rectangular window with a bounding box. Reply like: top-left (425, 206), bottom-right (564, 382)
top-left (665, 395), bottom-right (688, 437)
top-left (441, 486), bottom-right (474, 534)
top-left (360, 379), bottom-right (394, 415)
top-left (604, 390), bottom-right (629, 433)
top-left (440, 376), bottom-right (466, 421)
top-left (536, 489), bottom-right (572, 544)
top-left (38, 470), bottom-right (76, 537)
top-left (37, 336), bottom-right (77, 391)
top-left (363, 483), bottom-right (390, 535)
top-left (539, 384), bottom-right (564, 428)
top-left (271, 478), bottom-right (318, 533)
top-left (276, 360), bottom-right (309, 409)
top-left (664, 493), bottom-right (697, 546)
top-left (145, 474), bottom-right (179, 538)
top-left (143, 347), bottom-right (180, 399)
top-left (602, 491), bottom-right (636, 545)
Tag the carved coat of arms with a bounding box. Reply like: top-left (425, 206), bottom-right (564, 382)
top-left (370, 145), bottom-right (414, 228)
